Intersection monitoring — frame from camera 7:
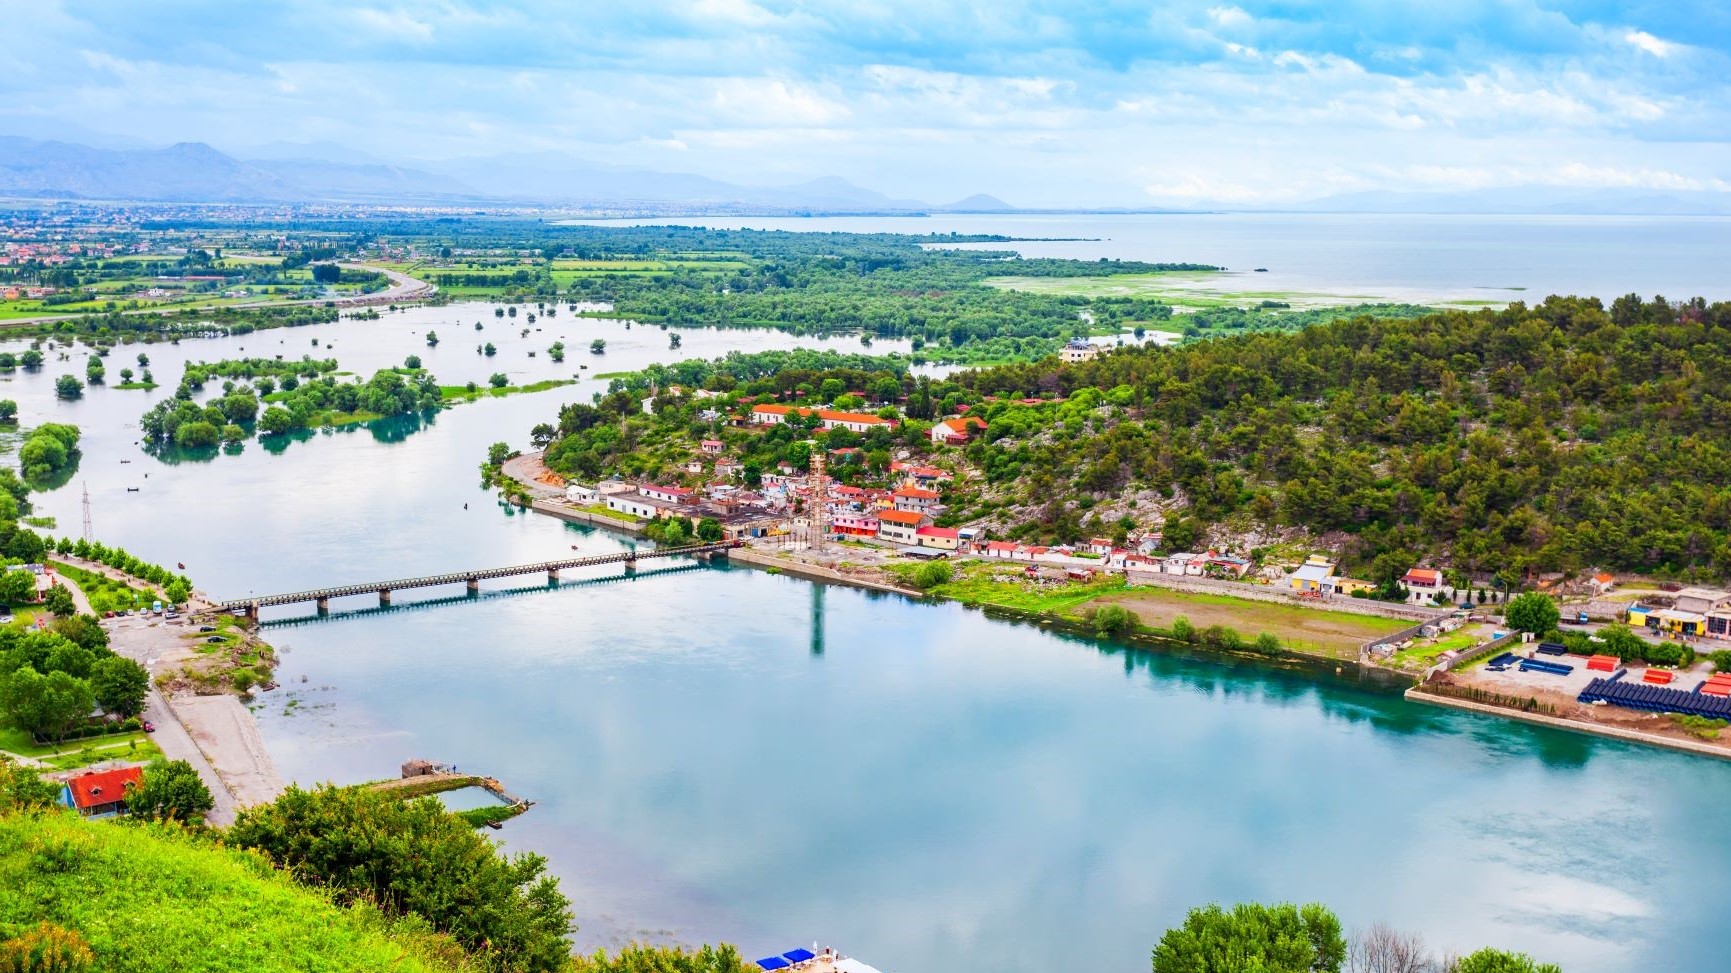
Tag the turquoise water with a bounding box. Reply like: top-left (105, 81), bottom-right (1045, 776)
top-left (0, 218), bottom-right (1726, 971)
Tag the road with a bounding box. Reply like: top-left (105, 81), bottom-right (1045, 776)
top-left (0, 263), bottom-right (435, 327)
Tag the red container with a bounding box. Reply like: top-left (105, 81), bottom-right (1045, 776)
top-left (1643, 669), bottom-right (1674, 684)
top-left (1587, 655), bottom-right (1619, 672)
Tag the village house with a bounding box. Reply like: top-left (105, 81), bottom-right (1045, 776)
top-left (915, 525), bottom-right (961, 551)
top-left (1673, 587), bottom-right (1731, 616)
top-left (714, 459), bottom-right (742, 478)
top-left (1206, 553), bottom-right (1252, 578)
top-left (1324, 577), bottom-right (1376, 597)
top-left (607, 491), bottom-right (686, 520)
top-left (1163, 552), bottom-right (1205, 576)
top-left (877, 509), bottom-right (930, 545)
top-left (62, 765), bottom-right (142, 818)
top-left (749, 403), bottom-right (896, 432)
top-left (640, 484), bottom-right (696, 504)
top-left (892, 486), bottom-right (941, 513)
top-left (1061, 339), bottom-right (1101, 363)
top-left (681, 460), bottom-right (703, 474)
top-left (1290, 555), bottom-right (1335, 594)
top-left (832, 511), bottom-right (880, 536)
top-left (1588, 572), bottom-right (1616, 595)
top-left (1135, 533), bottom-right (1164, 555)
top-left (930, 416), bottom-right (987, 445)
top-left (699, 439), bottom-right (725, 454)
top-left (565, 483), bottom-right (601, 505)
top-left (982, 541), bottom-right (1023, 560)
top-left (1402, 568), bottom-right (1445, 592)
top-left (1086, 538), bottom-right (1114, 556)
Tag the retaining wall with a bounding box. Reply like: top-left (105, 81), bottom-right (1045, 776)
top-left (1123, 568), bottom-right (1449, 622)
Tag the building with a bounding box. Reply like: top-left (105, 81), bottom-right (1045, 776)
top-left (1287, 555), bottom-right (1334, 593)
top-left (1206, 553), bottom-right (1252, 578)
top-left (1061, 339), bottom-right (1100, 363)
top-left (749, 404), bottom-right (895, 432)
top-left (1087, 538), bottom-right (1114, 556)
top-left (606, 492), bottom-right (686, 520)
top-left (1326, 577), bottom-right (1376, 597)
top-left (1589, 572), bottom-right (1616, 595)
top-left (1163, 552), bottom-right (1204, 576)
top-left (877, 509), bottom-right (930, 545)
top-left (982, 541), bottom-right (1022, 559)
top-left (700, 439), bottom-right (724, 454)
top-left (892, 486), bottom-right (941, 513)
top-left (62, 765), bottom-right (143, 818)
top-left (930, 416), bottom-right (987, 445)
top-left (1402, 568), bottom-right (1445, 592)
top-left (1673, 587), bottom-right (1731, 616)
top-left (565, 483), bottom-right (600, 505)
top-left (1629, 603), bottom-right (1706, 636)
top-left (832, 511), bottom-right (880, 536)
top-left (915, 525), bottom-right (961, 550)
top-left (640, 484), bottom-right (696, 504)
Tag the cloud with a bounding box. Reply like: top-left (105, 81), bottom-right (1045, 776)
top-left (0, 0), bottom-right (1727, 205)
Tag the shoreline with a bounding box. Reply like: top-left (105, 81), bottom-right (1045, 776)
top-left (1405, 686), bottom-right (1731, 762)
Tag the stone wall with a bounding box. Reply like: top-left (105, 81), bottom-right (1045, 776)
top-left (1123, 568), bottom-right (1449, 622)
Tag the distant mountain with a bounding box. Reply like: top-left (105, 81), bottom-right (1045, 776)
top-left (418, 152), bottom-right (933, 211)
top-left (0, 136), bottom-right (472, 202)
top-left (938, 193), bottom-right (1015, 212)
top-left (1287, 186), bottom-right (1731, 216)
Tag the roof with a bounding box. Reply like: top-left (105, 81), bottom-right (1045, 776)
top-left (817, 409), bottom-right (891, 425)
top-left (1292, 563), bottom-right (1332, 582)
top-left (751, 403), bottom-right (795, 415)
top-left (642, 484), bottom-right (695, 496)
top-left (66, 765), bottom-right (142, 810)
top-left (1593, 573), bottom-right (1615, 584)
top-left (1089, 537), bottom-right (1112, 546)
top-left (984, 541), bottom-right (1020, 552)
top-left (1403, 568), bottom-right (1443, 583)
top-left (916, 526), bottom-right (960, 538)
top-left (878, 509), bottom-right (928, 525)
top-left (893, 487), bottom-right (940, 499)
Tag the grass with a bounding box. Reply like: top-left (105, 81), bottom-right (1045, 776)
top-left (113, 381), bottom-right (159, 390)
top-left (439, 378), bottom-right (577, 403)
top-left (0, 725), bottom-right (160, 769)
top-left (50, 562), bottom-right (160, 614)
top-left (1387, 627), bottom-right (1490, 671)
top-left (0, 811), bottom-right (474, 972)
top-left (456, 804), bottom-right (526, 828)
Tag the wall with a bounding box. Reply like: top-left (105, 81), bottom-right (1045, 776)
top-left (1123, 568), bottom-right (1449, 623)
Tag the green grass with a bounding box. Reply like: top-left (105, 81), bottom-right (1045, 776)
top-left (50, 562), bottom-right (159, 614)
top-left (439, 378), bottom-right (576, 403)
top-left (0, 811), bottom-right (474, 972)
top-left (113, 381), bottom-right (159, 390)
top-left (0, 725), bottom-right (160, 769)
top-left (456, 804), bottom-right (525, 828)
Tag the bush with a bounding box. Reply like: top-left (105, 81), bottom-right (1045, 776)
top-left (910, 561), bottom-right (953, 590)
top-left (1253, 632), bottom-right (1282, 656)
top-left (1089, 603), bottom-right (1138, 636)
top-left (1171, 615), bottom-right (1196, 643)
top-left (1504, 593), bottom-right (1560, 635)
top-left (1710, 650), bottom-right (1731, 673)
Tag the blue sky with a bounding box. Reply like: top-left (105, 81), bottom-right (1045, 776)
top-left (2, 0), bottom-right (1727, 205)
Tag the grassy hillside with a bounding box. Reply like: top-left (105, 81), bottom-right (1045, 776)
top-left (0, 810), bottom-right (473, 973)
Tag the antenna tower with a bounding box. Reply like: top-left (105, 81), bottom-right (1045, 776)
top-left (81, 481), bottom-right (93, 541)
top-left (806, 441), bottom-right (829, 551)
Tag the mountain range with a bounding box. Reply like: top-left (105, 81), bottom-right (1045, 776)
top-left (0, 135), bottom-right (1011, 213)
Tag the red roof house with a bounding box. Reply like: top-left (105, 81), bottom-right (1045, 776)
top-left (63, 765), bottom-right (143, 818)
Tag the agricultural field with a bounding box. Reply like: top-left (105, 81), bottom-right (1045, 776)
top-left (1089, 585), bottom-right (1412, 660)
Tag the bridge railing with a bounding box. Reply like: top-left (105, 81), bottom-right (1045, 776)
top-left (216, 541), bottom-right (738, 610)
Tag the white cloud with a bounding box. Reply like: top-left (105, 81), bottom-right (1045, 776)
top-left (349, 8), bottom-right (435, 43)
top-left (1623, 29), bottom-right (1680, 59)
top-left (1206, 6), bottom-right (1252, 29)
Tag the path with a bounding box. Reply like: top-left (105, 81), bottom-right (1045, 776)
top-left (500, 452), bottom-right (566, 499)
top-left (0, 263), bottom-right (435, 327)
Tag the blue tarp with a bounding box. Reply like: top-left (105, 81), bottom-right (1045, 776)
top-left (783, 949), bottom-right (817, 963)
top-left (1519, 658), bottom-right (1574, 675)
top-left (756, 958), bottom-right (791, 970)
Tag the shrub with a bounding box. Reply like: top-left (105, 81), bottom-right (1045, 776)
top-left (1089, 603), bottom-right (1138, 636)
top-left (910, 561), bottom-right (953, 590)
top-left (1171, 615), bottom-right (1196, 643)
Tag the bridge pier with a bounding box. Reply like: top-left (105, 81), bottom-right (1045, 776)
top-left (623, 553), bottom-right (636, 574)
top-left (466, 578), bottom-right (479, 594)
top-left (546, 568), bottom-right (559, 583)
top-left (378, 589), bottom-right (392, 607)
top-left (246, 602), bottom-right (259, 623)
top-left (316, 596), bottom-right (329, 614)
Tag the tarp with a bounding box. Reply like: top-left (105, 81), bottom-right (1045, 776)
top-left (756, 958), bottom-right (791, 970)
top-left (782, 948), bottom-right (817, 963)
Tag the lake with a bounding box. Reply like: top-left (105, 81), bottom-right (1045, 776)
top-left (0, 215), bottom-right (1725, 973)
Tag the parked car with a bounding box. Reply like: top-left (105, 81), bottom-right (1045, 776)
top-left (198, 625), bottom-right (216, 633)
top-left (205, 635), bottom-right (225, 644)
top-left (141, 721), bottom-right (155, 733)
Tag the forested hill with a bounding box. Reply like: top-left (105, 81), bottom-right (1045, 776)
top-left (956, 295), bottom-right (1731, 580)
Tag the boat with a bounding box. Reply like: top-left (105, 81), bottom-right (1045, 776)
top-left (1253, 267), bottom-right (1269, 272)
top-left (177, 562), bottom-right (186, 570)
top-left (126, 487), bottom-right (140, 493)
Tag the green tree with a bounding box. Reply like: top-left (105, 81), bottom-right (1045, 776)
top-left (590, 339), bottom-right (606, 354)
top-left (90, 655), bottom-right (148, 718)
top-left (0, 667), bottom-right (94, 743)
top-left (425, 331), bottom-right (439, 346)
top-left (258, 406), bottom-right (295, 436)
top-left (20, 350), bottom-right (43, 370)
top-left (0, 569), bottom-right (36, 605)
top-left (164, 578), bottom-right (191, 605)
top-left (487, 442), bottom-right (513, 467)
top-left (1451, 948), bottom-right (1562, 973)
top-left (489, 373), bottom-right (509, 388)
top-left (695, 517), bottom-right (725, 542)
top-left (910, 561), bottom-right (954, 590)
top-left (1152, 901), bottom-right (1346, 973)
top-left (1090, 603), bottom-right (1139, 636)
top-left (0, 758), bottom-right (62, 811)
top-left (42, 585), bottom-right (75, 617)
top-left (54, 375), bottom-right (82, 400)
top-left (0, 400), bottom-right (15, 423)
top-left (1597, 623), bottom-right (1647, 662)
top-left (1171, 615), bottom-right (1197, 643)
top-left (50, 614), bottom-right (108, 650)
top-left (311, 263), bottom-right (342, 284)
top-left (174, 421), bottom-right (221, 449)
top-left (404, 354), bottom-right (422, 369)
top-left (230, 784), bottom-right (573, 973)
top-left (570, 944), bottom-right (752, 973)
top-left (1504, 593), bottom-right (1560, 635)
top-left (125, 758), bottom-right (214, 823)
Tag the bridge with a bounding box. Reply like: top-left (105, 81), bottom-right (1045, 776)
top-left (216, 541), bottom-right (740, 619)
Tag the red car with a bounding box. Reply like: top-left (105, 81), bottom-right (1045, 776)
top-left (141, 721), bottom-right (156, 733)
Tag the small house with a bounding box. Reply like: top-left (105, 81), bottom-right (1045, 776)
top-left (1087, 538), bottom-right (1114, 556)
top-left (700, 439), bottom-right (725, 454)
top-left (62, 765), bottom-right (143, 819)
top-left (1290, 556), bottom-right (1334, 593)
top-left (1402, 568), bottom-right (1444, 592)
top-left (915, 526), bottom-right (961, 551)
top-left (892, 486), bottom-right (941, 513)
top-left (877, 509), bottom-right (930, 545)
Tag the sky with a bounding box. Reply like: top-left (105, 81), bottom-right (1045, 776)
top-left (2, 0), bottom-right (1729, 207)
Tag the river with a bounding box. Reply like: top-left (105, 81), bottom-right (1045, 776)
top-left (0, 229), bottom-right (1726, 973)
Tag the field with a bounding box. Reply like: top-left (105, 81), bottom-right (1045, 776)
top-left (1090, 585), bottom-right (1411, 659)
top-left (986, 271), bottom-right (1388, 310)
top-left (0, 724), bottom-right (161, 771)
top-left (0, 811), bottom-right (470, 972)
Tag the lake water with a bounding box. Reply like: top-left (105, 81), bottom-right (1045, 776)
top-left (579, 212), bottom-right (1731, 306)
top-left (0, 219), bottom-right (1726, 973)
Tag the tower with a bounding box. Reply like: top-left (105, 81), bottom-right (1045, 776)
top-left (805, 441), bottom-right (829, 551)
top-left (81, 481), bottom-right (92, 542)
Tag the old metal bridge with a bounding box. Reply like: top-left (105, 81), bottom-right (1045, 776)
top-left (216, 541), bottom-right (740, 619)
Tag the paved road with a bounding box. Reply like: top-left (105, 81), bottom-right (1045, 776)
top-left (0, 263), bottom-right (434, 327)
